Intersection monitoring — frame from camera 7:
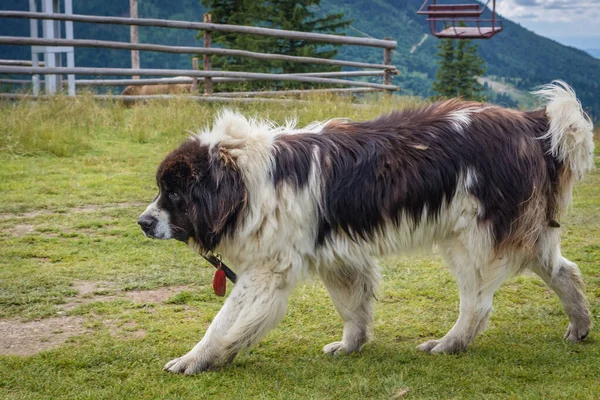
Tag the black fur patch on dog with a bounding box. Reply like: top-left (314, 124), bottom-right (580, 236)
top-left (272, 102), bottom-right (560, 248)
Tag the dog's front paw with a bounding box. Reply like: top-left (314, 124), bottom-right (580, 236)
top-left (323, 341), bottom-right (363, 356)
top-left (564, 321), bottom-right (590, 343)
top-left (417, 338), bottom-right (467, 354)
top-left (323, 341), bottom-right (346, 356)
top-left (164, 354), bottom-right (213, 375)
top-left (416, 339), bottom-right (440, 353)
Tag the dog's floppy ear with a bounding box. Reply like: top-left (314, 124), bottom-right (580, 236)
top-left (189, 148), bottom-right (247, 251)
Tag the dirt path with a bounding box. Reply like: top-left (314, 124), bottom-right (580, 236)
top-left (0, 202), bottom-right (146, 221)
top-left (0, 316), bottom-right (88, 357)
top-left (0, 281), bottom-right (190, 356)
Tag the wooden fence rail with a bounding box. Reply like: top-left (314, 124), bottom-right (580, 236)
top-left (0, 66), bottom-right (398, 91)
top-left (1, 71), bottom-right (385, 87)
top-left (0, 59), bottom-right (44, 66)
top-left (76, 77), bottom-right (243, 86)
top-left (0, 11), bottom-right (397, 49)
top-left (1, 36), bottom-right (395, 71)
top-left (0, 33), bottom-right (395, 70)
top-left (0, 92), bottom-right (310, 104)
top-left (0, 77), bottom-right (244, 86)
top-left (0, 9), bottom-right (399, 98)
top-left (0, 79), bottom-right (32, 84)
top-left (207, 87), bottom-right (379, 97)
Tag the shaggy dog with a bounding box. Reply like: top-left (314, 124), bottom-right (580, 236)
top-left (139, 81), bottom-right (594, 374)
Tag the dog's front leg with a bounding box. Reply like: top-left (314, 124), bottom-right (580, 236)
top-left (164, 267), bottom-right (295, 374)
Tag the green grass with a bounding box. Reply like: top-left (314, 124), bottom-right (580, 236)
top-left (0, 95), bottom-right (599, 399)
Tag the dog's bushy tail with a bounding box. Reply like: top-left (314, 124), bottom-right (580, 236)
top-left (533, 80), bottom-right (595, 180)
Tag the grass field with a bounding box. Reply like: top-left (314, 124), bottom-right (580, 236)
top-left (0, 95), bottom-right (599, 399)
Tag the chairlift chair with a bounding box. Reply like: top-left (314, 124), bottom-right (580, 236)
top-left (417, 0), bottom-right (503, 39)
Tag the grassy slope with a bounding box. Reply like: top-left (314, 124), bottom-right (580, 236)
top-left (0, 96), bottom-right (599, 399)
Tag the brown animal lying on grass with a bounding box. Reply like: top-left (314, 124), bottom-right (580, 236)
top-left (121, 83), bottom-right (194, 96)
top-left (121, 79), bottom-right (199, 106)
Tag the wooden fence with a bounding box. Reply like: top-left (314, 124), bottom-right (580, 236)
top-left (0, 10), bottom-right (399, 100)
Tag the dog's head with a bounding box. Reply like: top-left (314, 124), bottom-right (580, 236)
top-left (138, 139), bottom-right (247, 252)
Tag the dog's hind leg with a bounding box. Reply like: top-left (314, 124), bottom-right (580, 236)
top-left (528, 235), bottom-right (590, 342)
top-left (164, 266), bottom-right (297, 374)
top-left (418, 240), bottom-right (511, 354)
top-left (319, 258), bottom-right (379, 356)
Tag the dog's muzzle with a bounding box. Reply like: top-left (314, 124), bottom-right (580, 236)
top-left (138, 214), bottom-right (158, 238)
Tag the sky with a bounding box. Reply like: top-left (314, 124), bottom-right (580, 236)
top-left (494, 0), bottom-right (600, 50)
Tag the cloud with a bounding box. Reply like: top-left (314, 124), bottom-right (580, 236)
top-left (496, 0), bottom-right (600, 38)
top-left (513, 0), bottom-right (541, 6)
top-left (543, 1), bottom-right (578, 10)
top-left (516, 13), bottom-right (539, 19)
top-left (497, 0), bottom-right (600, 22)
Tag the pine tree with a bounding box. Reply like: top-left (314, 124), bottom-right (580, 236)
top-left (200, 0), bottom-right (352, 89)
top-left (266, 0), bottom-right (350, 74)
top-left (455, 39), bottom-right (486, 101)
top-left (432, 33), bottom-right (487, 101)
top-left (199, 0), bottom-right (273, 74)
top-left (431, 38), bottom-right (457, 98)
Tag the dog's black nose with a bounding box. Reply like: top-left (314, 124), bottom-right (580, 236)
top-left (138, 215), bottom-right (157, 234)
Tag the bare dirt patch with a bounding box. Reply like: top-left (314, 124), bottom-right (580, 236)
top-left (0, 316), bottom-right (88, 356)
top-left (8, 224), bottom-right (36, 237)
top-left (59, 281), bottom-right (189, 311)
top-left (72, 280), bottom-right (117, 296)
top-left (58, 280), bottom-right (120, 312)
top-left (2, 282), bottom-right (190, 356)
top-left (123, 286), bottom-right (188, 303)
top-left (0, 202), bottom-right (146, 221)
top-left (103, 319), bottom-right (147, 339)
top-left (60, 281), bottom-right (188, 313)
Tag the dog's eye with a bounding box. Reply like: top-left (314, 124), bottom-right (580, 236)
top-left (168, 192), bottom-right (180, 201)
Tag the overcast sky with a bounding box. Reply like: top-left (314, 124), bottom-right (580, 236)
top-left (495, 0), bottom-right (600, 49)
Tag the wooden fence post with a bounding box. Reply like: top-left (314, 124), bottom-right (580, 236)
top-left (191, 57), bottom-right (198, 93)
top-left (130, 0), bottom-right (139, 79)
top-left (28, 0), bottom-right (40, 95)
top-left (383, 37), bottom-right (392, 96)
top-left (203, 13), bottom-right (212, 96)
